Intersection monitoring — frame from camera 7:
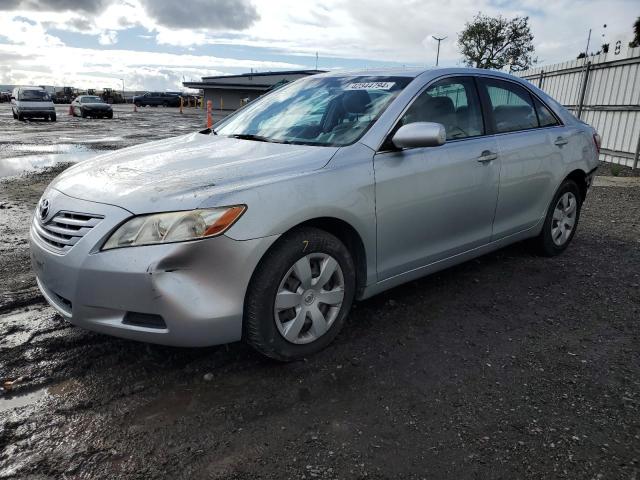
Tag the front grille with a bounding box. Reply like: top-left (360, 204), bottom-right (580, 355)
top-left (34, 211), bottom-right (103, 253)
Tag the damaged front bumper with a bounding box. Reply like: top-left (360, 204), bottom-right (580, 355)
top-left (29, 190), bottom-right (278, 347)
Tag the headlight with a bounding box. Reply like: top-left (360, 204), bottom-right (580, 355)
top-left (102, 206), bottom-right (246, 250)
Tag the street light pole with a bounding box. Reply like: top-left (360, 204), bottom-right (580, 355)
top-left (432, 35), bottom-right (447, 66)
top-left (120, 78), bottom-right (125, 103)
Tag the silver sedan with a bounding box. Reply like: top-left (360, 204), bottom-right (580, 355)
top-left (30, 68), bottom-right (600, 360)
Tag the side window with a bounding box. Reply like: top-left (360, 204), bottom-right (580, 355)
top-left (483, 79), bottom-right (538, 133)
top-left (399, 77), bottom-right (484, 140)
top-left (533, 97), bottom-right (559, 127)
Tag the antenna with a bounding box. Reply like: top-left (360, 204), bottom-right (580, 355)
top-left (432, 35), bottom-right (447, 66)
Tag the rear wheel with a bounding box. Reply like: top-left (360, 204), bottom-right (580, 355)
top-left (50, 113), bottom-right (56, 122)
top-left (107, 111), bottom-right (113, 119)
top-left (535, 179), bottom-right (582, 256)
top-left (244, 227), bottom-right (356, 361)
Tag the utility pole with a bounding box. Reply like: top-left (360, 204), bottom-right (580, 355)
top-left (584, 28), bottom-right (592, 60)
top-left (120, 78), bottom-right (124, 102)
top-left (315, 52), bottom-right (319, 70)
top-left (432, 35), bottom-right (447, 66)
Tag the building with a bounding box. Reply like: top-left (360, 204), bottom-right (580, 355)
top-left (183, 70), bottom-right (324, 111)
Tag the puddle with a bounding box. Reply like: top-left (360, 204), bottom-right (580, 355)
top-left (9, 144), bottom-right (84, 154)
top-left (0, 378), bottom-right (80, 413)
top-left (0, 388), bottom-right (48, 412)
top-left (0, 146), bottom-right (97, 178)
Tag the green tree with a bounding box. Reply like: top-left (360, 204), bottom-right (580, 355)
top-left (458, 13), bottom-right (536, 71)
top-left (630, 17), bottom-right (640, 48)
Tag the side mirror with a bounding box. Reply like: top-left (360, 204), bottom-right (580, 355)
top-left (391, 122), bottom-right (446, 149)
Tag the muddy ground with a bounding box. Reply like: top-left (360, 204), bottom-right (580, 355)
top-left (1, 103), bottom-right (639, 479)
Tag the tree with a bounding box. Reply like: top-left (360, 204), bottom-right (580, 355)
top-left (458, 13), bottom-right (536, 71)
top-left (630, 17), bottom-right (640, 48)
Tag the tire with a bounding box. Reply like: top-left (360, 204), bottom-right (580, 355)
top-left (12, 110), bottom-right (17, 119)
top-left (244, 227), bottom-right (356, 361)
top-left (535, 179), bottom-right (582, 257)
top-left (163, 101), bottom-right (168, 107)
top-left (17, 112), bottom-right (24, 121)
top-left (134, 102), bottom-right (141, 108)
top-left (107, 111), bottom-right (113, 119)
top-left (50, 113), bottom-right (56, 122)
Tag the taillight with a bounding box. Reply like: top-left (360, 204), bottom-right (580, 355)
top-left (593, 133), bottom-right (601, 154)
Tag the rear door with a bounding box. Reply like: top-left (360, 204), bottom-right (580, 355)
top-left (477, 77), bottom-right (567, 240)
top-left (374, 76), bottom-right (500, 280)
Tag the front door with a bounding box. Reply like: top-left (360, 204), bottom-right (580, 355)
top-left (374, 76), bottom-right (500, 280)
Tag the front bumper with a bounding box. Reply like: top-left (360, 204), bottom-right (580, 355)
top-left (29, 190), bottom-right (278, 347)
top-left (18, 109), bottom-right (55, 118)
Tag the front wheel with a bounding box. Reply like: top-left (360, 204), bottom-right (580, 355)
top-left (535, 179), bottom-right (582, 256)
top-left (50, 113), bottom-right (56, 122)
top-left (244, 227), bottom-right (356, 361)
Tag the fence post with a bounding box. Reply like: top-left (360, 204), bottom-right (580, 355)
top-left (538, 69), bottom-right (545, 89)
top-left (633, 131), bottom-right (640, 171)
top-left (576, 61), bottom-right (592, 119)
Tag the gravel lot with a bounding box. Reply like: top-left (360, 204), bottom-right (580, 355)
top-left (1, 103), bottom-right (639, 479)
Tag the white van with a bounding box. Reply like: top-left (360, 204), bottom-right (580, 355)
top-left (11, 87), bottom-right (57, 121)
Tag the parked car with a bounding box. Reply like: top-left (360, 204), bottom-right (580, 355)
top-left (71, 95), bottom-right (113, 119)
top-left (132, 92), bottom-right (181, 107)
top-left (11, 86), bottom-right (56, 121)
top-left (30, 68), bottom-right (600, 360)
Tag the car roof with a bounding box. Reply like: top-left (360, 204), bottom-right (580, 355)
top-left (315, 67), bottom-right (528, 83)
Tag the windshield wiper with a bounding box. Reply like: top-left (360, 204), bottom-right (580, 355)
top-left (228, 133), bottom-right (274, 143)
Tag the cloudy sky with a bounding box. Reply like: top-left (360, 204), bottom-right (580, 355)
top-left (0, 0), bottom-right (637, 90)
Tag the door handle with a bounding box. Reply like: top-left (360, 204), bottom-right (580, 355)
top-left (554, 137), bottom-right (569, 146)
top-left (477, 150), bottom-right (498, 164)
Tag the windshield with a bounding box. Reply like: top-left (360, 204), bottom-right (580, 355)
top-left (216, 75), bottom-right (412, 146)
top-left (82, 96), bottom-right (104, 103)
top-left (19, 90), bottom-right (50, 102)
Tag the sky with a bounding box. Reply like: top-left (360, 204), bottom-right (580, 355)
top-left (0, 0), bottom-right (637, 91)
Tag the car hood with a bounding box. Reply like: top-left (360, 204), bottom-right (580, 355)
top-left (51, 132), bottom-right (339, 214)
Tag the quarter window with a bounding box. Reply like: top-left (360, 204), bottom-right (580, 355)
top-left (533, 97), bottom-right (559, 127)
top-left (399, 77), bottom-right (484, 140)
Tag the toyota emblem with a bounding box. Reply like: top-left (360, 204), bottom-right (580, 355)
top-left (39, 199), bottom-right (50, 220)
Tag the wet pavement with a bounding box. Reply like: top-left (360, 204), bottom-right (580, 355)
top-left (0, 104), bottom-right (639, 479)
top-left (0, 103), bottom-right (224, 178)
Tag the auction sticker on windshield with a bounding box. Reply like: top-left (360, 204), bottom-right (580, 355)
top-left (346, 82), bottom-right (395, 90)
